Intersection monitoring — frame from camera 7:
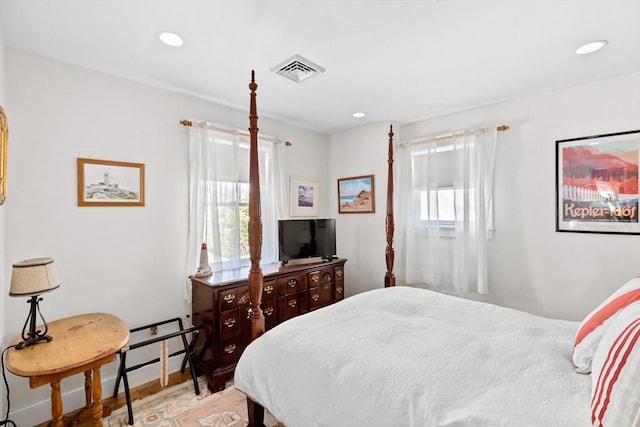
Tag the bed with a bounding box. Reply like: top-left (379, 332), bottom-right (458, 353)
top-left (232, 72), bottom-right (640, 427)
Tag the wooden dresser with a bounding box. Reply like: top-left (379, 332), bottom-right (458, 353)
top-left (191, 258), bottom-right (346, 392)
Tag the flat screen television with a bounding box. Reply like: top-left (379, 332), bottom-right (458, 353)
top-left (278, 218), bottom-right (337, 266)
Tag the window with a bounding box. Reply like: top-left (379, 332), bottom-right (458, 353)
top-left (397, 126), bottom-right (497, 294)
top-left (419, 187), bottom-right (462, 225)
top-left (413, 142), bottom-right (480, 229)
top-left (206, 181), bottom-right (250, 265)
top-left (187, 124), bottom-right (285, 277)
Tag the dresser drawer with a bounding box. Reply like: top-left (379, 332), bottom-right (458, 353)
top-left (309, 271), bottom-right (321, 287)
top-left (219, 309), bottom-right (239, 339)
top-left (263, 298), bottom-right (277, 330)
top-left (277, 274), bottom-right (308, 296)
top-left (239, 300), bottom-right (277, 330)
top-left (308, 283), bottom-right (332, 310)
top-left (335, 280), bottom-right (344, 301)
top-left (263, 280), bottom-right (277, 299)
top-left (220, 336), bottom-right (244, 365)
top-left (278, 292), bottom-right (308, 321)
top-left (219, 289), bottom-right (239, 310)
top-left (320, 268), bottom-right (334, 284)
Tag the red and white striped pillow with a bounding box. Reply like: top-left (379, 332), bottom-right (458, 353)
top-left (591, 300), bottom-right (640, 426)
top-left (573, 276), bottom-right (640, 374)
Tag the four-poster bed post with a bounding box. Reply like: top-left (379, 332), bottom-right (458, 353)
top-left (385, 125), bottom-right (395, 287)
top-left (246, 71), bottom-right (266, 427)
top-left (247, 70), bottom-right (265, 342)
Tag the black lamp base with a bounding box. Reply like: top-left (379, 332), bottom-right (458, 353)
top-left (16, 333), bottom-right (52, 350)
top-left (16, 295), bottom-right (52, 350)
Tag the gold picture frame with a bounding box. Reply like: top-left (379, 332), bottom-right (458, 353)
top-left (77, 158), bottom-right (145, 206)
top-left (0, 106), bottom-right (8, 205)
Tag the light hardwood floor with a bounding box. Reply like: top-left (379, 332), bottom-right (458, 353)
top-left (34, 370), bottom-right (194, 427)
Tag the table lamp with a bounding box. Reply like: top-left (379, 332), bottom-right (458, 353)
top-left (9, 257), bottom-right (60, 349)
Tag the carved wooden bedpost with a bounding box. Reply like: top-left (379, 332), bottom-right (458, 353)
top-left (385, 125), bottom-right (396, 287)
top-left (247, 70), bottom-right (265, 340)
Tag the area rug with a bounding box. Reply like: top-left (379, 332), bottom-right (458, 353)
top-left (106, 376), bottom-right (283, 427)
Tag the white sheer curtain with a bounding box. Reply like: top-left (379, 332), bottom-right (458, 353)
top-left (397, 126), bottom-right (497, 294)
top-left (184, 123), bottom-right (287, 301)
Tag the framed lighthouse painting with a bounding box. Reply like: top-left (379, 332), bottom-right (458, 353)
top-left (77, 158), bottom-right (145, 206)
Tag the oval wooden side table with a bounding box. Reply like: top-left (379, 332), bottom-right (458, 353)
top-left (6, 312), bottom-right (130, 427)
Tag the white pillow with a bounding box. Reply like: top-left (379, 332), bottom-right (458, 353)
top-left (591, 300), bottom-right (640, 426)
top-left (573, 276), bottom-right (640, 373)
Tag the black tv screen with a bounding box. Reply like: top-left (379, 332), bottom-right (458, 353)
top-left (278, 219), bottom-right (336, 264)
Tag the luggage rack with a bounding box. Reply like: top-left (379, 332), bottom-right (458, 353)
top-left (113, 317), bottom-right (202, 425)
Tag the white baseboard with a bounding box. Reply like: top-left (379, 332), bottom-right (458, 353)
top-left (10, 358), bottom-right (184, 426)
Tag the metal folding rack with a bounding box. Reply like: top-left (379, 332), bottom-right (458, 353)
top-left (112, 317), bottom-right (202, 425)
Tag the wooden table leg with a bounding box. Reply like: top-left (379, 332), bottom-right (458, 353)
top-left (50, 380), bottom-right (64, 427)
top-left (84, 369), bottom-right (92, 408)
top-left (91, 367), bottom-right (104, 426)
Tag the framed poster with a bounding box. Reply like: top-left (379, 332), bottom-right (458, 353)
top-left (338, 174), bottom-right (375, 214)
top-left (556, 130), bottom-right (640, 234)
top-left (290, 176), bottom-right (319, 217)
top-left (77, 158), bottom-right (145, 206)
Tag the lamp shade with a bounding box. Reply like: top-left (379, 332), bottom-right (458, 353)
top-left (9, 257), bottom-right (60, 296)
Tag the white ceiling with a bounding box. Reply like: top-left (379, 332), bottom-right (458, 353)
top-left (0, 1), bottom-right (639, 135)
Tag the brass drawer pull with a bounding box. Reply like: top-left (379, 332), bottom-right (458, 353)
top-left (224, 344), bottom-right (236, 354)
top-left (336, 286), bottom-right (343, 294)
top-left (223, 293), bottom-right (235, 303)
top-left (311, 274), bottom-right (319, 284)
top-left (264, 307), bottom-right (274, 316)
top-left (336, 269), bottom-right (343, 277)
top-left (264, 285), bottom-right (274, 294)
top-left (288, 279), bottom-right (297, 287)
top-left (288, 300), bottom-right (297, 308)
top-left (311, 293), bottom-right (320, 302)
top-left (224, 318), bottom-right (236, 328)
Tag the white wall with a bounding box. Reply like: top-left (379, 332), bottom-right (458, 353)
top-left (399, 72), bottom-right (640, 321)
top-left (2, 49), bottom-right (328, 425)
top-left (329, 122), bottom-right (395, 295)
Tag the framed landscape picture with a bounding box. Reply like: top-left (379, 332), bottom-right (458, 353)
top-left (556, 129), bottom-right (640, 234)
top-left (338, 174), bottom-right (375, 214)
top-left (77, 158), bottom-right (145, 206)
top-left (290, 175), bottom-right (320, 217)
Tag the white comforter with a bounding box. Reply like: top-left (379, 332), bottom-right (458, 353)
top-left (235, 286), bottom-right (591, 427)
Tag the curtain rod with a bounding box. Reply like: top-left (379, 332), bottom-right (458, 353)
top-left (399, 125), bottom-right (509, 149)
top-left (180, 119), bottom-right (292, 146)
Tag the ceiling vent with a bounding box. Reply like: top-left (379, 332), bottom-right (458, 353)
top-left (271, 54), bottom-right (325, 83)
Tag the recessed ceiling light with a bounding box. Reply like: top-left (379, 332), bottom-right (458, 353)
top-left (157, 31), bottom-right (184, 47)
top-left (576, 40), bottom-right (608, 55)
top-left (352, 112), bottom-right (366, 118)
